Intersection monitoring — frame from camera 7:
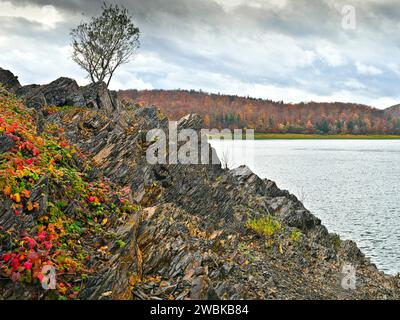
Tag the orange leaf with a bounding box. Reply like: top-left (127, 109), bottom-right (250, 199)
top-left (3, 186), bottom-right (11, 196)
top-left (21, 189), bottom-right (30, 198)
top-left (15, 170), bottom-right (24, 178)
top-left (27, 201), bottom-right (34, 211)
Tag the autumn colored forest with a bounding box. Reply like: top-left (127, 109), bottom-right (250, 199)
top-left (119, 89), bottom-right (400, 134)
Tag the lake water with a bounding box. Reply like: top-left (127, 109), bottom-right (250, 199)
top-left (210, 139), bottom-right (400, 275)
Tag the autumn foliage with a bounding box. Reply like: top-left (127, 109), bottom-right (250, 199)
top-left (119, 89), bottom-right (400, 134)
top-left (0, 88), bottom-right (137, 299)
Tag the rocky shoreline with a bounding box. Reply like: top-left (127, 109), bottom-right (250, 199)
top-left (1, 67), bottom-right (400, 299)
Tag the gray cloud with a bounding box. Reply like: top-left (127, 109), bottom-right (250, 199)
top-left (1, 0), bottom-right (400, 108)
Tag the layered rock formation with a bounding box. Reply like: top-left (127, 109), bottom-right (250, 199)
top-left (10, 77), bottom-right (117, 114)
top-left (1, 69), bottom-right (400, 300)
top-left (0, 68), bottom-right (21, 93)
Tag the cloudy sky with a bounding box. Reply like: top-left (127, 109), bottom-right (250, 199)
top-left (1, 0), bottom-right (400, 108)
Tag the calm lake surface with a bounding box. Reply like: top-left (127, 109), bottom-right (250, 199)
top-left (210, 139), bottom-right (400, 275)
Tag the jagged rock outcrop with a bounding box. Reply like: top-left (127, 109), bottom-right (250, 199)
top-left (0, 68), bottom-right (21, 93)
top-left (0, 69), bottom-right (118, 112)
top-left (17, 77), bottom-right (85, 109)
top-left (1, 71), bottom-right (400, 300)
top-left (81, 82), bottom-right (118, 113)
top-left (133, 203), bottom-right (399, 300)
top-left (15, 84), bottom-right (40, 98)
top-left (79, 212), bottom-right (142, 300)
top-left (45, 84), bottom-right (400, 299)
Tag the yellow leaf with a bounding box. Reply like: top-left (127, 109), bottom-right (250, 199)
top-left (14, 193), bottom-right (21, 203)
top-left (101, 218), bottom-right (108, 226)
top-left (278, 244), bottom-right (283, 254)
top-left (57, 284), bottom-right (68, 295)
top-left (130, 274), bottom-right (141, 287)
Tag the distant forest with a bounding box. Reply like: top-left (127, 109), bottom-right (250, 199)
top-left (119, 89), bottom-right (400, 134)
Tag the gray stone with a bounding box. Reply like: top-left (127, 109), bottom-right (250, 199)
top-left (0, 67), bottom-right (21, 93)
top-left (0, 134), bottom-right (15, 153)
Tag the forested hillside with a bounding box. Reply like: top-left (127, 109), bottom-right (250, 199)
top-left (119, 89), bottom-right (400, 134)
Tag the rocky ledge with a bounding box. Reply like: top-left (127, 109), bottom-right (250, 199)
top-left (1, 68), bottom-right (400, 300)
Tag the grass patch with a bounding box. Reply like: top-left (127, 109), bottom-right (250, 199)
top-left (290, 228), bottom-right (301, 242)
top-left (246, 215), bottom-right (281, 237)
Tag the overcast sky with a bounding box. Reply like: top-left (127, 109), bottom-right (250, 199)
top-left (1, 0), bottom-right (400, 108)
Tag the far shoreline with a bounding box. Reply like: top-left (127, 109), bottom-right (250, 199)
top-left (254, 133), bottom-right (400, 140)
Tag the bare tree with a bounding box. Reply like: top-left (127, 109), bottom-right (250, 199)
top-left (71, 3), bottom-right (140, 88)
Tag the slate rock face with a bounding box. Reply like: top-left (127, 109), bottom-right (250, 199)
top-left (18, 77), bottom-right (85, 109)
top-left (0, 134), bottom-right (15, 154)
top-left (45, 94), bottom-right (400, 300)
top-left (15, 84), bottom-right (40, 98)
top-left (0, 66), bottom-right (118, 111)
top-left (2, 71), bottom-right (400, 299)
top-left (82, 82), bottom-right (118, 113)
top-left (12, 75), bottom-right (118, 112)
top-left (79, 212), bottom-right (142, 300)
top-left (0, 68), bottom-right (21, 93)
